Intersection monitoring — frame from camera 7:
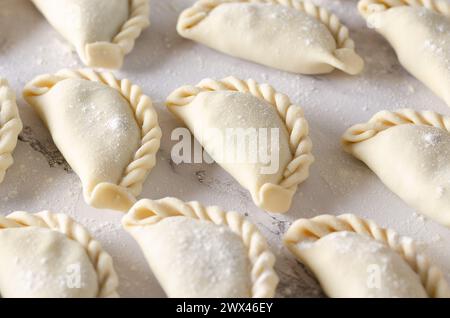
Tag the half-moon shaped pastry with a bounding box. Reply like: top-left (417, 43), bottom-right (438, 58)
top-left (31, 0), bottom-right (150, 69)
top-left (284, 214), bottom-right (450, 298)
top-left (0, 77), bottom-right (22, 184)
top-left (358, 0), bottom-right (450, 106)
top-left (343, 109), bottom-right (450, 228)
top-left (166, 77), bottom-right (314, 213)
top-left (122, 197), bottom-right (279, 298)
top-left (23, 69), bottom-right (162, 212)
top-left (0, 211), bottom-right (119, 298)
top-left (178, 0), bottom-right (364, 75)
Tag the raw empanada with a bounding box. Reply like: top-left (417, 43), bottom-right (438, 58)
top-left (23, 69), bottom-right (162, 212)
top-left (32, 0), bottom-right (150, 69)
top-left (0, 77), bottom-right (22, 184)
top-left (358, 0), bottom-right (450, 106)
top-left (122, 197), bottom-right (279, 298)
top-left (343, 109), bottom-right (450, 227)
top-left (284, 214), bottom-right (450, 298)
top-left (0, 211), bottom-right (119, 298)
top-left (178, 0), bottom-right (364, 75)
top-left (166, 77), bottom-right (314, 213)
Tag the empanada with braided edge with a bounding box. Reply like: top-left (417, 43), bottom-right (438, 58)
top-left (343, 109), bottom-right (450, 228)
top-left (122, 197), bottom-right (279, 298)
top-left (284, 214), bottom-right (450, 298)
top-left (178, 0), bottom-right (364, 75)
top-left (23, 69), bottom-right (162, 212)
top-left (166, 77), bottom-right (314, 213)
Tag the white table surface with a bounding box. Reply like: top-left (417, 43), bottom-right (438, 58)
top-left (1, 0), bottom-right (449, 298)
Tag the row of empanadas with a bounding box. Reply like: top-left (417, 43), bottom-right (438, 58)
top-left (26, 0), bottom-right (450, 110)
top-left (0, 198), bottom-right (278, 298)
top-left (2, 200), bottom-right (448, 298)
top-left (12, 70), bottom-right (450, 227)
top-left (30, 0), bottom-right (366, 75)
top-left (17, 70), bottom-right (312, 214)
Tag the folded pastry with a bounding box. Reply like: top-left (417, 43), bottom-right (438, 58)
top-left (0, 211), bottom-right (119, 298)
top-left (122, 197), bottom-right (279, 298)
top-left (0, 77), bottom-right (22, 184)
top-left (31, 0), bottom-right (150, 69)
top-left (178, 0), bottom-right (364, 75)
top-left (23, 69), bottom-right (162, 211)
top-left (358, 0), bottom-right (450, 106)
top-left (343, 109), bottom-right (450, 227)
top-left (284, 214), bottom-right (450, 298)
top-left (166, 77), bottom-right (314, 213)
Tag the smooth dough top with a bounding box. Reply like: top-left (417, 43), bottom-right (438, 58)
top-left (0, 227), bottom-right (98, 298)
top-left (133, 216), bottom-right (252, 298)
top-left (297, 231), bottom-right (428, 298)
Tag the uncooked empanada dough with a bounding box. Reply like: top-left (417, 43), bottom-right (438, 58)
top-left (178, 0), bottom-right (364, 75)
top-left (122, 197), bottom-right (279, 298)
top-left (166, 77), bottom-right (314, 213)
top-left (0, 77), bottom-right (22, 184)
top-left (343, 109), bottom-right (450, 228)
top-left (32, 0), bottom-right (150, 69)
top-left (359, 0), bottom-right (450, 106)
top-left (23, 69), bottom-right (162, 211)
top-left (284, 214), bottom-right (450, 298)
top-left (0, 211), bottom-right (119, 298)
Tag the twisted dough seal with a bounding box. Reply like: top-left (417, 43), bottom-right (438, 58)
top-left (358, 0), bottom-right (450, 18)
top-left (342, 109), bottom-right (450, 151)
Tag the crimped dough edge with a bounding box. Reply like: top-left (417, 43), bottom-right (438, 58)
top-left (166, 76), bottom-right (315, 213)
top-left (283, 213), bottom-right (450, 298)
top-left (341, 108), bottom-right (450, 153)
top-left (358, 0), bottom-right (450, 18)
top-left (0, 211), bottom-right (119, 298)
top-left (23, 69), bottom-right (162, 212)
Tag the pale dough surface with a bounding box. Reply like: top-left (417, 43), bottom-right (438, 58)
top-left (297, 231), bottom-right (427, 298)
top-left (25, 78), bottom-right (141, 210)
top-left (351, 124), bottom-right (450, 227)
top-left (0, 227), bottom-right (98, 298)
top-left (364, 6), bottom-right (450, 106)
top-left (128, 216), bottom-right (252, 298)
top-left (169, 91), bottom-right (292, 211)
top-left (178, 2), bottom-right (364, 74)
top-left (31, 0), bottom-right (129, 67)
